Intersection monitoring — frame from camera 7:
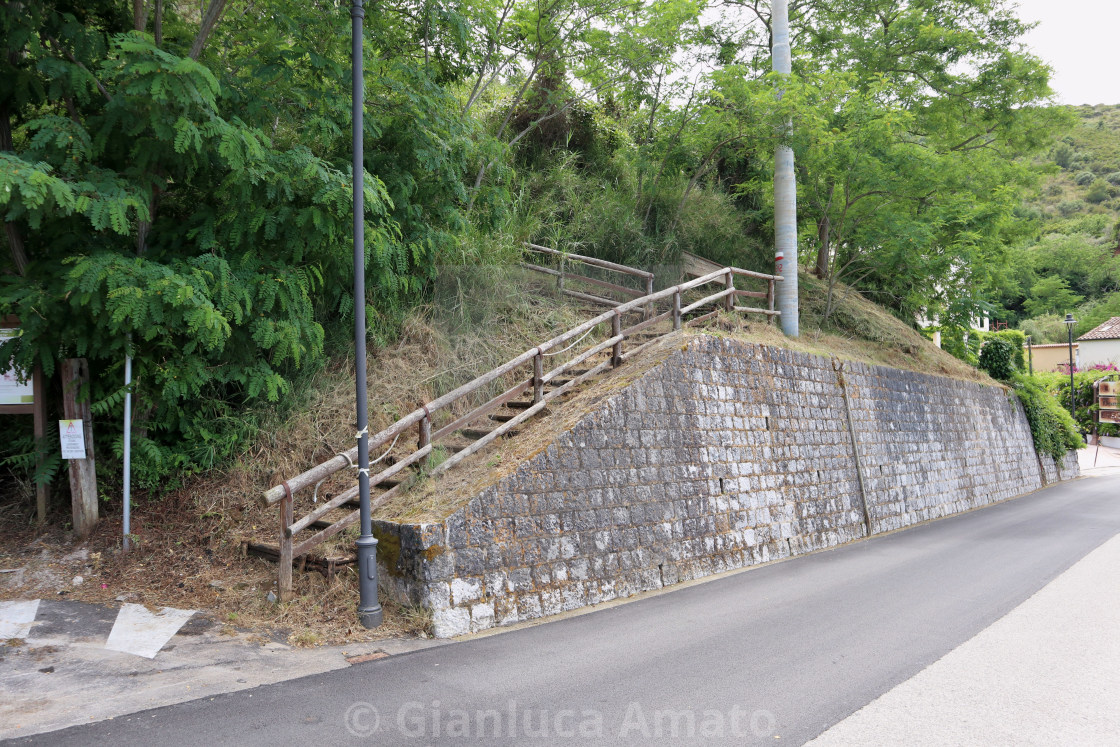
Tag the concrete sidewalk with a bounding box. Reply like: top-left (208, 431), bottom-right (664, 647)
top-left (0, 600), bottom-right (443, 740)
top-left (809, 531), bottom-right (1120, 745)
top-left (1078, 442), bottom-right (1120, 476)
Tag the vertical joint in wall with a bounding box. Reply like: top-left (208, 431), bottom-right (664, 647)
top-left (833, 357), bottom-right (874, 537)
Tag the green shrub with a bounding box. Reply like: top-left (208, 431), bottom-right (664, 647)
top-left (1012, 374), bottom-right (1085, 460)
top-left (1058, 199), bottom-right (1085, 216)
top-left (1020, 315), bottom-right (1066, 344)
top-left (1086, 179), bottom-right (1111, 204)
top-left (1053, 142), bottom-right (1075, 168)
top-left (986, 329), bottom-right (1026, 370)
top-left (1105, 171), bottom-right (1120, 185)
top-left (942, 327), bottom-right (981, 366)
top-left (1075, 170), bottom-right (1095, 185)
top-left (979, 337), bottom-right (1016, 380)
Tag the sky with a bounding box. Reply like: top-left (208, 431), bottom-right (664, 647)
top-left (1014, 0), bottom-right (1120, 105)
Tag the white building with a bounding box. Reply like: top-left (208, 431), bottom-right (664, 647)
top-left (1077, 317), bottom-right (1120, 368)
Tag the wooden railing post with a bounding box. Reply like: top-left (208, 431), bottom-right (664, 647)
top-left (672, 288), bottom-right (682, 330)
top-left (724, 270), bottom-right (734, 313)
top-left (558, 254), bottom-right (565, 294)
top-left (418, 407), bottom-right (431, 467)
top-left (279, 483), bottom-right (293, 601)
top-left (644, 275), bottom-right (655, 320)
top-left (768, 279), bottom-right (775, 325)
top-left (533, 349), bottom-right (544, 404)
top-left (611, 311), bottom-right (622, 368)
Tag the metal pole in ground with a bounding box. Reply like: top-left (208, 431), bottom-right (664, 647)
top-left (123, 351), bottom-right (132, 552)
top-left (1064, 313), bottom-right (1076, 419)
top-left (352, 0), bottom-right (382, 629)
top-left (772, 0), bottom-right (799, 337)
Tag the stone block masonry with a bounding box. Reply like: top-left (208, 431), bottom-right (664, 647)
top-left (373, 335), bottom-right (1079, 637)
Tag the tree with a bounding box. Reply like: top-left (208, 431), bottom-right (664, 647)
top-left (713, 0), bottom-right (1062, 331)
top-left (0, 1), bottom-right (398, 483)
top-left (1024, 277), bottom-right (1084, 317)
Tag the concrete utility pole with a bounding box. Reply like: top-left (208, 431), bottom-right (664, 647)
top-left (772, 0), bottom-right (799, 337)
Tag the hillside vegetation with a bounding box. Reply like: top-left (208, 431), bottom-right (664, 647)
top-left (999, 104), bottom-right (1120, 341)
top-left (0, 0), bottom-right (1064, 515)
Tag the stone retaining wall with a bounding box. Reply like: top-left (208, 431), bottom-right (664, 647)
top-left (373, 336), bottom-right (1079, 637)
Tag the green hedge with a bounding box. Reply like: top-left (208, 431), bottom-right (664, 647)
top-left (1011, 374), bottom-right (1085, 460)
top-left (979, 337), bottom-right (1016, 380)
top-left (985, 329), bottom-right (1026, 371)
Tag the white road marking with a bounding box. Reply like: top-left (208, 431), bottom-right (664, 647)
top-left (0, 599), bottom-right (39, 639)
top-left (809, 533), bottom-right (1120, 745)
top-left (104, 603), bottom-right (196, 659)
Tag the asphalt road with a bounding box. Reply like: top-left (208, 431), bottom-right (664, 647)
top-left (11, 475), bottom-right (1120, 746)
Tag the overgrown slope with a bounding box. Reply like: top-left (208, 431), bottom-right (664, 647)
top-left (1, 264), bottom-right (992, 644)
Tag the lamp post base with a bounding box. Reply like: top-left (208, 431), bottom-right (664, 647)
top-left (355, 534), bottom-right (382, 629)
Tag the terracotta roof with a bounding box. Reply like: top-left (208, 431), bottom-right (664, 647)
top-left (1078, 316), bottom-right (1120, 341)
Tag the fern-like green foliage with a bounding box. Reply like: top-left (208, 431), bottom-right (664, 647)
top-left (0, 1), bottom-right (486, 490)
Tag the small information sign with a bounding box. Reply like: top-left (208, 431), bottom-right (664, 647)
top-left (60, 419), bottom-right (87, 460)
top-left (0, 328), bottom-right (34, 406)
top-left (1099, 380), bottom-right (1120, 425)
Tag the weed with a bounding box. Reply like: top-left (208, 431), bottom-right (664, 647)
top-left (289, 630), bottom-right (321, 647)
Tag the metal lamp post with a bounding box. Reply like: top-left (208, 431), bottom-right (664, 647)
top-left (1064, 313), bottom-right (1076, 418)
top-left (352, 0), bottom-right (382, 629)
top-left (1025, 335), bottom-right (1033, 376)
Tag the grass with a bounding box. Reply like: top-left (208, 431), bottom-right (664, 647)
top-left (788, 271), bottom-right (992, 383)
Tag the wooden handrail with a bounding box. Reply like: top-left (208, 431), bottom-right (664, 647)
top-left (262, 254), bottom-right (783, 595)
top-left (525, 243), bottom-right (655, 279)
top-left (260, 265), bottom-right (775, 507)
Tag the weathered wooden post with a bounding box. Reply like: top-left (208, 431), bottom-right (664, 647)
top-left (672, 288), bottom-right (682, 330)
top-left (32, 366), bottom-right (47, 524)
top-left (724, 270), bottom-right (735, 313)
top-left (279, 482), bottom-right (293, 600)
top-left (532, 349), bottom-right (544, 404)
top-left (418, 408), bottom-right (431, 467)
top-left (611, 312), bottom-right (622, 368)
top-left (61, 358), bottom-right (97, 538)
top-left (644, 275), bottom-right (655, 320)
top-left (768, 279), bottom-right (776, 325)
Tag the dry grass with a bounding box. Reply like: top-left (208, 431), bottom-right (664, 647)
top-left (375, 288), bottom-right (996, 524)
top-left (793, 271), bottom-right (994, 384)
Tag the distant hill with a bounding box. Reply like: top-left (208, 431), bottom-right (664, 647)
top-left (999, 105), bottom-right (1120, 343)
top-left (1026, 104), bottom-right (1120, 240)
